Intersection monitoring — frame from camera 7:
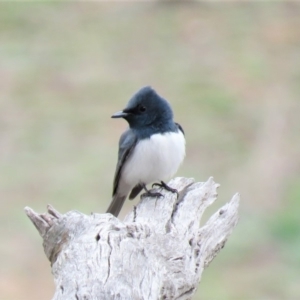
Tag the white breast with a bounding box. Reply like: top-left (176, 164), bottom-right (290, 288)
top-left (122, 131), bottom-right (185, 188)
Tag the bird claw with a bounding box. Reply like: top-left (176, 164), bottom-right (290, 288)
top-left (141, 191), bottom-right (163, 199)
top-left (152, 181), bottom-right (179, 197)
top-left (152, 183), bottom-right (161, 189)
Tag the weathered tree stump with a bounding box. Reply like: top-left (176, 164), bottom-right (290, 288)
top-left (25, 177), bottom-right (239, 300)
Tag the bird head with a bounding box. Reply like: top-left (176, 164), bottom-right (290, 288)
top-left (112, 86), bottom-right (173, 129)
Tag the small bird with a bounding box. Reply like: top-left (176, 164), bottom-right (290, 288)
top-left (106, 86), bottom-right (186, 217)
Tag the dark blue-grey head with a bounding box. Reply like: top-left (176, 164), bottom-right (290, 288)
top-left (112, 86), bottom-right (174, 131)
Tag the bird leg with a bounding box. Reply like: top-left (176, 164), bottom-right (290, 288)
top-left (141, 184), bottom-right (163, 198)
top-left (152, 181), bottom-right (179, 197)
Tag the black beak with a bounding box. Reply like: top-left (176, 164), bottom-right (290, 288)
top-left (111, 110), bottom-right (129, 118)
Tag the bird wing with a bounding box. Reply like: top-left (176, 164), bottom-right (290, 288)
top-left (175, 122), bottom-right (185, 135)
top-left (113, 129), bottom-right (138, 196)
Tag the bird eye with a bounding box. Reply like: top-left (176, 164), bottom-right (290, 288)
top-left (139, 105), bottom-right (146, 113)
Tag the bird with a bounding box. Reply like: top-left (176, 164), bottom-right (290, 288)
top-left (106, 86), bottom-right (186, 217)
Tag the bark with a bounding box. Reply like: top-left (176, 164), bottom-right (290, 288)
top-left (25, 177), bottom-right (239, 300)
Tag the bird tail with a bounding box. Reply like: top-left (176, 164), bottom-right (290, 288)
top-left (106, 194), bottom-right (126, 217)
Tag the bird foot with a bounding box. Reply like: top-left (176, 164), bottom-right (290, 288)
top-left (152, 181), bottom-right (179, 197)
top-left (141, 191), bottom-right (163, 198)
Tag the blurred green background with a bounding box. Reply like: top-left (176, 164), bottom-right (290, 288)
top-left (0, 2), bottom-right (300, 300)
